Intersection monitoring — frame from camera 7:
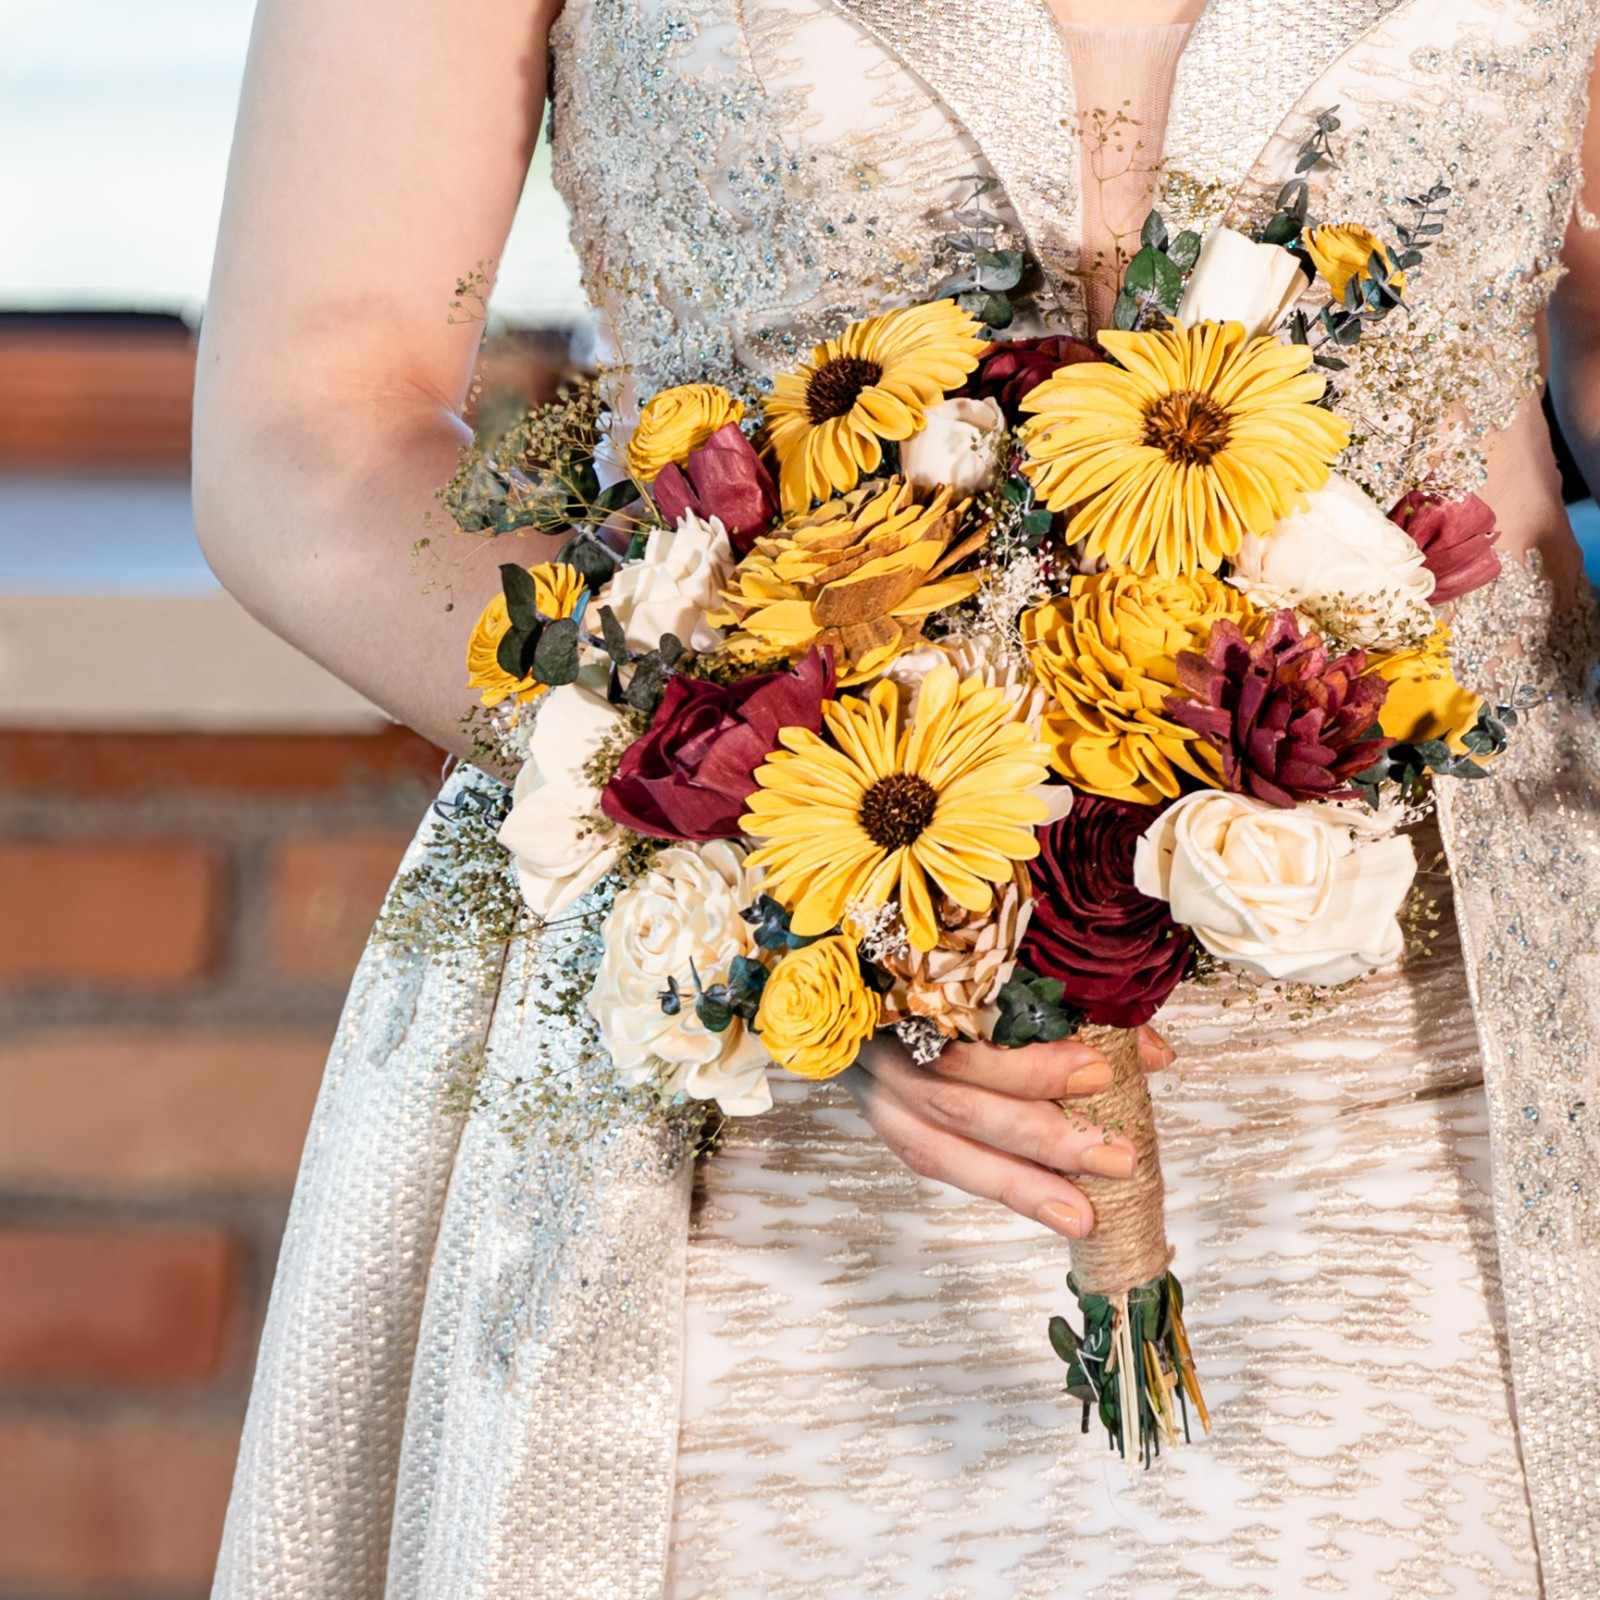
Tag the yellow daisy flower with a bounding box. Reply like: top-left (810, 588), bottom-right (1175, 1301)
top-left (465, 562), bottom-right (587, 707)
top-left (741, 666), bottom-right (1050, 952)
top-left (1020, 321), bottom-right (1350, 578)
top-left (763, 301), bottom-right (986, 513)
top-left (709, 479), bottom-right (986, 684)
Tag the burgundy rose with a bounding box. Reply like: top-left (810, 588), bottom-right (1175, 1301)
top-left (601, 647), bottom-right (836, 841)
top-left (961, 335), bottom-right (1104, 422)
top-left (1387, 490), bottom-right (1502, 604)
top-left (651, 421), bottom-right (780, 555)
top-left (1019, 795), bottom-right (1194, 1027)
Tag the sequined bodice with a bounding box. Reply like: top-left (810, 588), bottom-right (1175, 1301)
top-left (549, 0), bottom-right (1600, 504)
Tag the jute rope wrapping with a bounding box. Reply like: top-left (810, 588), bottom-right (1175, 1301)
top-left (1063, 1025), bottom-right (1174, 1295)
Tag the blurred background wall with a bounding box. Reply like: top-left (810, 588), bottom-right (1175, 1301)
top-left (0, 4), bottom-right (583, 1594)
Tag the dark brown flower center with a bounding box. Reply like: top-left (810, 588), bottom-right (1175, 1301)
top-left (1142, 389), bottom-right (1233, 467)
top-left (805, 356), bottom-right (883, 423)
top-left (858, 773), bottom-right (939, 849)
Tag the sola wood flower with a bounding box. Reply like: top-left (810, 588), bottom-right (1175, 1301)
top-left (763, 300), bottom-right (986, 512)
top-left (1166, 610), bottom-right (1391, 808)
top-left (1387, 490), bottom-right (1502, 604)
top-left (1020, 322), bottom-right (1349, 578)
top-left (651, 421), bottom-right (779, 555)
top-left (711, 478), bottom-right (987, 684)
top-left (877, 863), bottom-right (1033, 1040)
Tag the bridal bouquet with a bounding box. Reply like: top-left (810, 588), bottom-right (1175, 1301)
top-left (444, 147), bottom-right (1508, 1465)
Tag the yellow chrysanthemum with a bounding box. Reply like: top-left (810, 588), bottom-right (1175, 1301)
top-left (1021, 567), bottom-right (1258, 804)
top-left (755, 934), bottom-right (880, 1080)
top-left (1020, 321), bottom-right (1350, 577)
top-left (763, 300), bottom-right (986, 512)
top-left (627, 384), bottom-right (744, 482)
top-left (1368, 624), bottom-right (1482, 753)
top-left (465, 562), bottom-right (587, 707)
top-left (741, 665), bottom-right (1050, 952)
top-left (709, 478), bottom-right (986, 684)
top-left (1302, 223), bottom-right (1406, 304)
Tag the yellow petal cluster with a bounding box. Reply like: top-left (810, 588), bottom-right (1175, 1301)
top-left (710, 478), bottom-right (986, 685)
top-left (1021, 568), bottom-right (1257, 804)
top-left (755, 934), bottom-right (880, 1080)
top-left (742, 665), bottom-right (1050, 952)
top-left (626, 384), bottom-right (744, 482)
top-left (1020, 321), bottom-right (1350, 577)
top-left (465, 562), bottom-right (588, 708)
top-left (1302, 223), bottom-right (1406, 304)
top-left (763, 300), bottom-right (986, 512)
top-left (1368, 624), bottom-right (1483, 753)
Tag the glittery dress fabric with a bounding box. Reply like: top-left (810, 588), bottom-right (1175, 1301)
top-left (213, 1), bottom-right (1600, 1596)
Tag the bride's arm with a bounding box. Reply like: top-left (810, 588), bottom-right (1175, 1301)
top-left (193, 0), bottom-right (566, 758)
top-left (1548, 44), bottom-right (1600, 538)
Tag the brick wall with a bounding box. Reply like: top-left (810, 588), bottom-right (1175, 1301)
top-left (0, 726), bottom-right (441, 1599)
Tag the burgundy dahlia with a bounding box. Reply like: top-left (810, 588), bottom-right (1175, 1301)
top-left (1166, 611), bottom-right (1392, 808)
top-left (960, 335), bottom-right (1104, 423)
top-left (651, 421), bottom-right (779, 555)
top-left (1388, 490), bottom-right (1502, 604)
top-left (1019, 794), bottom-right (1194, 1028)
top-left (601, 647), bottom-right (835, 841)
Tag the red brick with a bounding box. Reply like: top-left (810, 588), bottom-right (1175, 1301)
top-left (0, 1418), bottom-right (237, 1588)
top-left (0, 841), bottom-right (222, 985)
top-left (0, 726), bottom-right (443, 796)
top-left (0, 1028), bottom-right (329, 1191)
top-left (269, 832), bottom-right (414, 981)
top-left (0, 1226), bottom-right (236, 1386)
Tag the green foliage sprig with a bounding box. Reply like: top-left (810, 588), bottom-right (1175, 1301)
top-left (936, 174), bottom-right (1033, 331)
top-left (1352, 702), bottom-right (1517, 808)
top-left (1113, 211), bottom-right (1202, 332)
top-left (992, 964), bottom-right (1083, 1047)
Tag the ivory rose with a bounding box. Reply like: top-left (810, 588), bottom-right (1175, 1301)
top-left (497, 666), bottom-right (628, 919)
top-left (901, 396), bottom-right (1006, 493)
top-left (601, 511), bottom-right (735, 653)
top-left (1175, 226), bottom-right (1308, 338)
top-left (1132, 790), bottom-right (1416, 985)
top-left (1229, 473), bottom-right (1436, 649)
top-left (587, 841), bottom-right (774, 1116)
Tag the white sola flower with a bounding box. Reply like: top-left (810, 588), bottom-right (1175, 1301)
top-left (587, 840), bottom-right (774, 1116)
top-left (600, 511), bottom-right (734, 653)
top-left (1176, 225), bottom-right (1308, 338)
top-left (1228, 473), bottom-right (1437, 651)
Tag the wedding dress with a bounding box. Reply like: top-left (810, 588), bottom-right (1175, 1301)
top-left (211, 2), bottom-right (1600, 1597)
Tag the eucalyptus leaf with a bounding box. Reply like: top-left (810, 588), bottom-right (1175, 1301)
top-left (1168, 230), bottom-right (1202, 272)
top-left (1112, 289), bottom-right (1139, 331)
top-left (1139, 210), bottom-right (1168, 251)
top-left (531, 617), bottom-right (581, 686)
top-left (499, 563), bottom-right (543, 631)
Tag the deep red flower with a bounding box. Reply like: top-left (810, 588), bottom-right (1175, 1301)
top-left (1166, 611), bottom-right (1391, 808)
top-left (601, 647), bottom-right (836, 841)
top-left (1019, 794), bottom-right (1193, 1027)
top-left (1387, 490), bottom-right (1502, 604)
top-left (650, 421), bottom-right (780, 555)
top-left (960, 335), bottom-right (1104, 423)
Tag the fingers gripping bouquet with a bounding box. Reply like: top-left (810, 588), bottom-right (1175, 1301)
top-left (446, 145), bottom-right (1510, 1466)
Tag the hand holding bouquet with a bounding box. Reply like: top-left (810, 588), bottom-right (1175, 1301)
top-left (445, 142), bottom-right (1510, 1465)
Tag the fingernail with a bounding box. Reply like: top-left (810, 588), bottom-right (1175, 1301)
top-left (1038, 1199), bottom-right (1091, 1237)
top-left (1065, 1061), bottom-right (1111, 1095)
top-left (1080, 1144), bottom-right (1137, 1179)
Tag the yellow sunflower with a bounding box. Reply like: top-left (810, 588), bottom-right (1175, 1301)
top-left (763, 300), bottom-right (986, 513)
top-left (465, 562), bottom-right (587, 707)
top-left (1020, 321), bottom-right (1350, 578)
top-left (741, 665), bottom-right (1050, 952)
top-left (710, 479), bottom-right (986, 684)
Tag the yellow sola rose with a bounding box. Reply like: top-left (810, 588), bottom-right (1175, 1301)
top-left (755, 933), bottom-right (880, 1080)
top-left (466, 562), bottom-right (588, 708)
top-left (626, 384), bottom-right (745, 482)
top-left (1302, 223), bottom-right (1406, 304)
top-left (1368, 624), bottom-right (1483, 752)
top-left (1021, 568), bottom-right (1258, 804)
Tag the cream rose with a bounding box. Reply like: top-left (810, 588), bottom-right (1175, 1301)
top-left (587, 841), bottom-right (773, 1116)
top-left (498, 665), bottom-right (627, 920)
top-left (1229, 473), bottom-right (1436, 650)
top-left (1176, 226), bottom-right (1308, 338)
top-left (901, 396), bottom-right (1006, 494)
top-left (602, 511), bottom-right (735, 653)
top-left (1133, 791), bottom-right (1416, 985)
